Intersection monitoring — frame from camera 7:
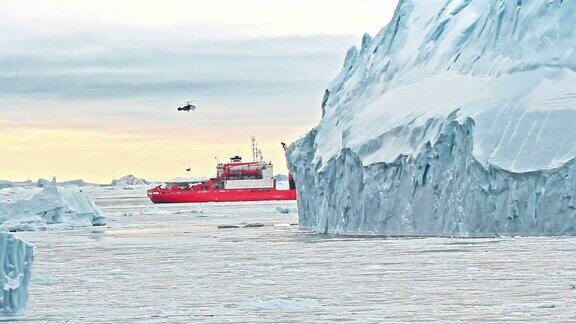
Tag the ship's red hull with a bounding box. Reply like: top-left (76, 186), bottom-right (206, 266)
top-left (148, 187), bottom-right (297, 204)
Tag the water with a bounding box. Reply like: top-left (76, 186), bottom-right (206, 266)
top-left (11, 188), bottom-right (576, 322)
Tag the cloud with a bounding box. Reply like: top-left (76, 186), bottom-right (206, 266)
top-left (0, 0), bottom-right (398, 38)
top-left (0, 76), bottom-right (326, 99)
top-left (0, 34), bottom-right (355, 100)
top-left (0, 28), bottom-right (357, 160)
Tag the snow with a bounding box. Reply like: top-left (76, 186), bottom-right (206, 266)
top-left (0, 181), bottom-right (107, 232)
top-left (312, 0), bottom-right (576, 173)
top-left (0, 233), bottom-right (34, 315)
top-left (288, 0), bottom-right (576, 236)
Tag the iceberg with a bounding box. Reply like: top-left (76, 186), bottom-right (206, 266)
top-left (37, 178), bottom-right (96, 188)
top-left (0, 180), bottom-right (107, 232)
top-left (2, 178), bottom-right (96, 189)
top-left (0, 233), bottom-right (34, 315)
top-left (110, 175), bottom-right (150, 187)
top-left (0, 181), bottom-right (36, 190)
top-left (288, 0), bottom-right (576, 236)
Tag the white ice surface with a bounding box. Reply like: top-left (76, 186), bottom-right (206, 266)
top-left (140, 206), bottom-right (171, 215)
top-left (275, 207), bottom-right (293, 214)
top-left (12, 186), bottom-right (576, 322)
top-left (240, 298), bottom-right (320, 311)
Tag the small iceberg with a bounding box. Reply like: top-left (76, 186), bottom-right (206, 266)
top-left (0, 179), bottom-right (106, 232)
top-left (0, 233), bottom-right (34, 315)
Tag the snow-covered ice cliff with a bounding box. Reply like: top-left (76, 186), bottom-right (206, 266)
top-left (288, 0), bottom-right (576, 236)
top-left (0, 233), bottom-right (34, 315)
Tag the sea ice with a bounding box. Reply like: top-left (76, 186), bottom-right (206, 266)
top-left (174, 209), bottom-right (204, 215)
top-left (275, 207), bottom-right (292, 214)
top-left (31, 274), bottom-right (64, 287)
top-left (140, 206), bottom-right (171, 215)
top-left (240, 298), bottom-right (320, 311)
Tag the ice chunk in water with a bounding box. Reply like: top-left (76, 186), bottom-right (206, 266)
top-left (0, 233), bottom-right (34, 315)
top-left (0, 181), bottom-right (106, 232)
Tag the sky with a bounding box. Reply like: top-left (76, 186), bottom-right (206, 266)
top-left (0, 0), bottom-right (399, 183)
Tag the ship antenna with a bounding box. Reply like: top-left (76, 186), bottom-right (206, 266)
top-left (251, 136), bottom-right (257, 162)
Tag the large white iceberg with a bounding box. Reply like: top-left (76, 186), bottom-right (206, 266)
top-left (0, 181), bottom-right (107, 232)
top-left (288, 0), bottom-right (576, 236)
top-left (0, 233), bottom-right (34, 315)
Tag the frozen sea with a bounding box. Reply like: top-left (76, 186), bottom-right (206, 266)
top-left (5, 187), bottom-right (576, 322)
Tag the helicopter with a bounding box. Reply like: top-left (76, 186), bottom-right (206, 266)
top-left (177, 101), bottom-right (197, 112)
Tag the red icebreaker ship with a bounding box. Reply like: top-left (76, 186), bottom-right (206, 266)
top-left (147, 145), bottom-right (297, 204)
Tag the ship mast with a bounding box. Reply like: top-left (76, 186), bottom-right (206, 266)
top-left (251, 136), bottom-right (257, 162)
top-left (251, 136), bottom-right (265, 162)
